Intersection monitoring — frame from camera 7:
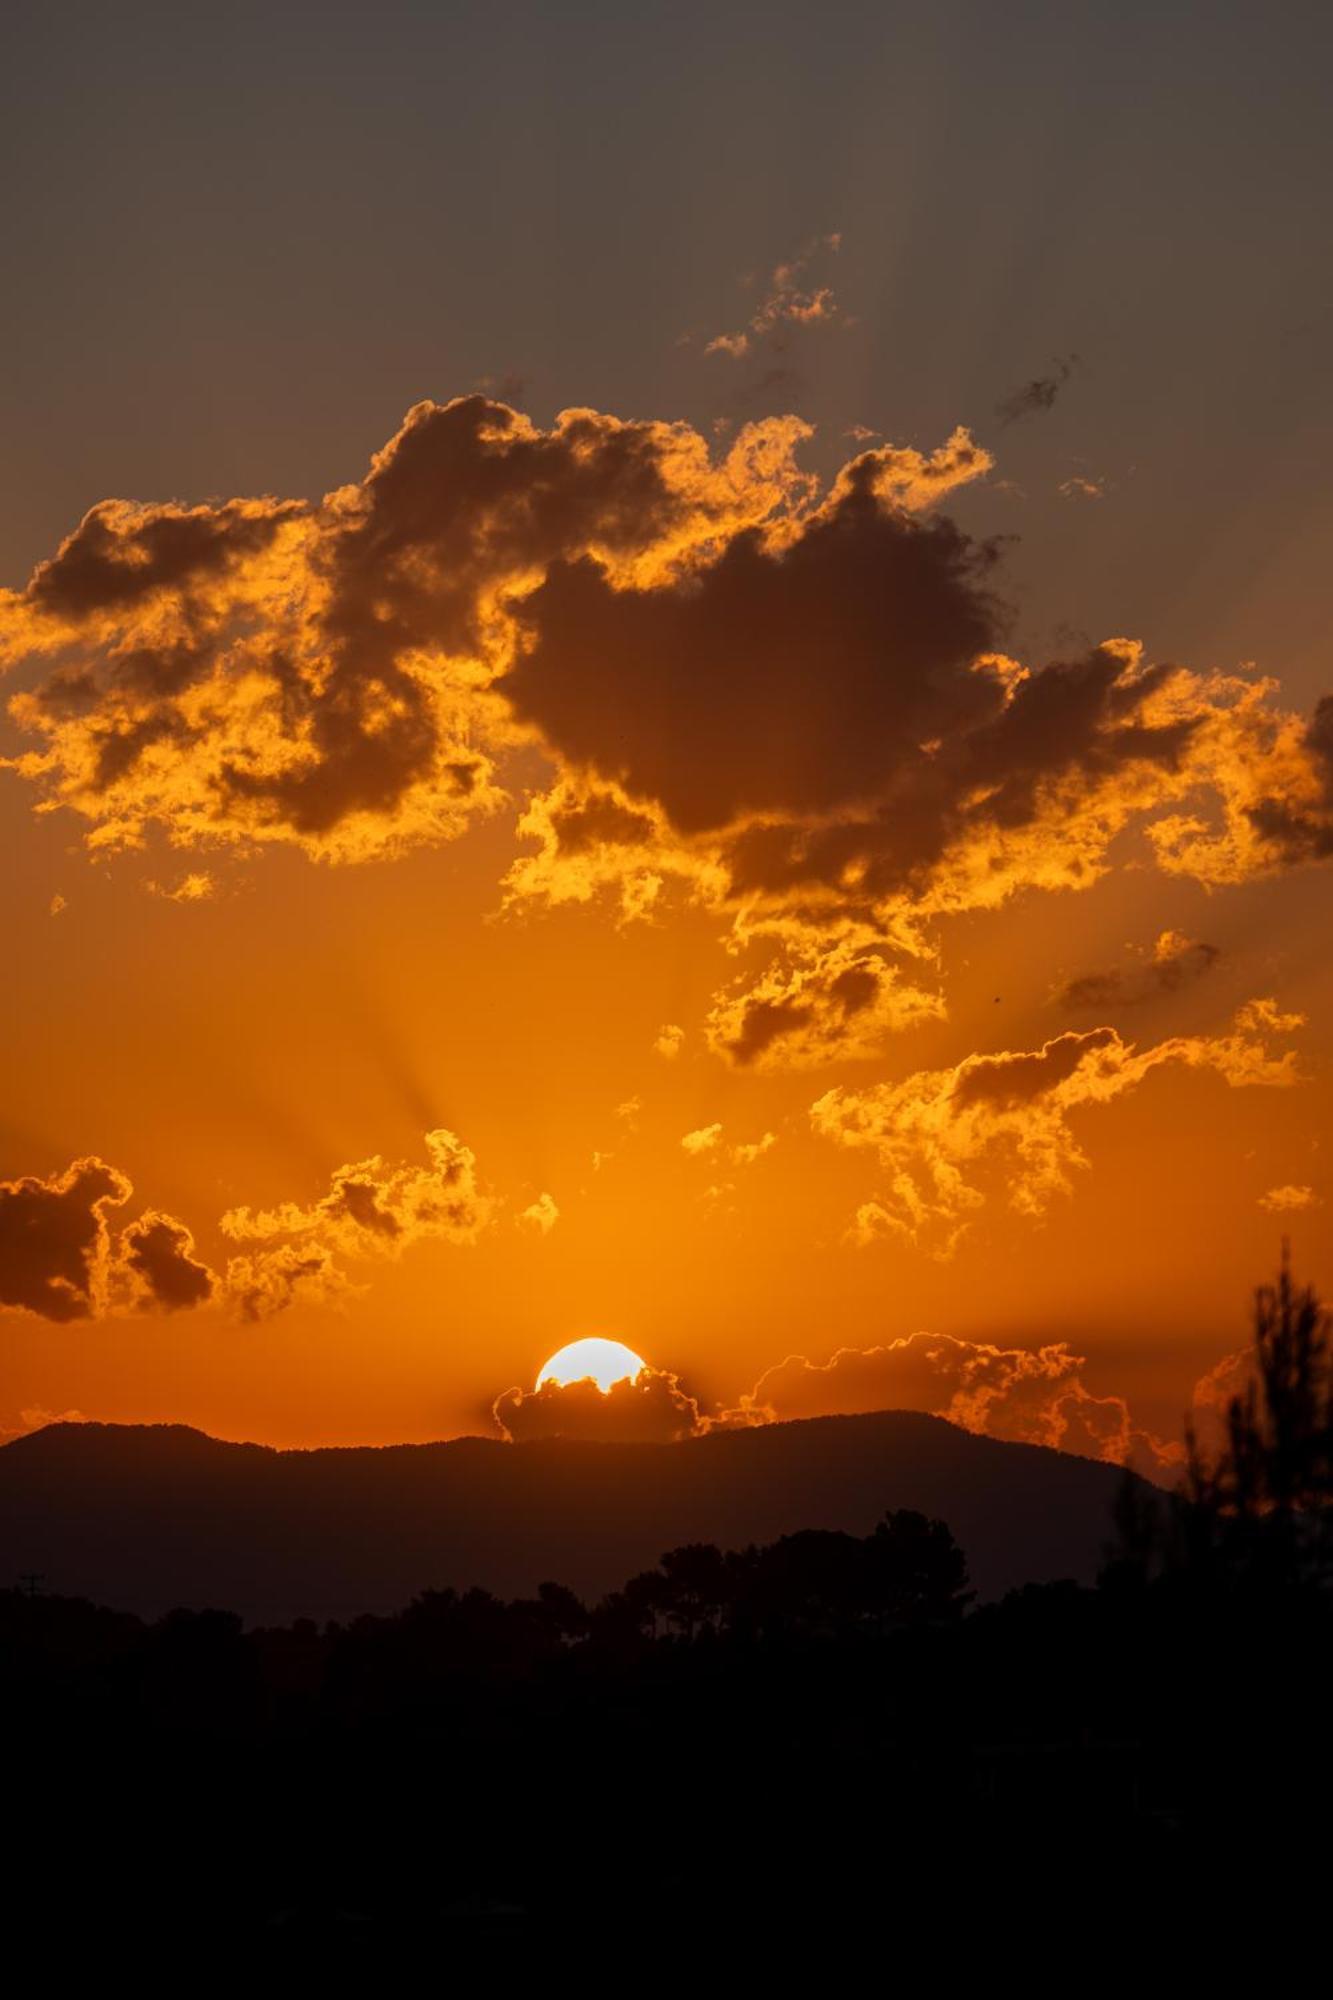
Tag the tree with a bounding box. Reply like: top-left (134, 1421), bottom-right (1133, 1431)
top-left (1114, 1251), bottom-right (1333, 1592)
top-left (869, 1509), bottom-right (973, 1625)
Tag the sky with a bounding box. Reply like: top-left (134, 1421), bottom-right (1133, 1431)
top-left (1, 1), bottom-right (1330, 1468)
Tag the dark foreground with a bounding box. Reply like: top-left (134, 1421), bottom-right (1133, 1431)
top-left (5, 1511), bottom-right (1330, 1960)
top-left (9, 1259), bottom-right (1331, 1959)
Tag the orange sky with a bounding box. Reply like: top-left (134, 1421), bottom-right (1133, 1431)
top-left (1, 390), bottom-right (1328, 1476)
top-left (2, 9), bottom-right (1331, 1477)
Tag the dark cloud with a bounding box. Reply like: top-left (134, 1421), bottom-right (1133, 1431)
top-left (951, 1028), bottom-right (1118, 1109)
top-left (1057, 930), bottom-right (1221, 1011)
top-left (547, 790), bottom-right (657, 855)
top-left (505, 464), bottom-right (1004, 833)
top-left (118, 1212), bottom-right (216, 1312)
top-left (4, 397), bottom-right (811, 860)
top-left (0, 1158), bottom-right (214, 1322)
top-left (714, 642), bottom-right (1197, 909)
top-left (7, 393), bottom-right (1330, 1081)
top-left (214, 394), bottom-right (705, 841)
top-left (995, 354), bottom-right (1079, 427)
top-left (494, 1366), bottom-right (704, 1443)
top-left (28, 498), bottom-right (305, 619)
top-left (0, 1157), bottom-right (131, 1321)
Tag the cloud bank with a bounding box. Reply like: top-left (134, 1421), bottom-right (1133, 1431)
top-left (724, 1330), bottom-right (1182, 1480)
top-left (4, 395), bottom-right (1330, 1072)
top-left (0, 1129), bottom-right (493, 1326)
top-left (812, 1001), bottom-right (1304, 1253)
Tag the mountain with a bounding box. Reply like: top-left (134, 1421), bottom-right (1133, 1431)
top-left (0, 1411), bottom-right (1139, 1623)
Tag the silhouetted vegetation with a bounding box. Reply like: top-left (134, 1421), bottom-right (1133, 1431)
top-left (6, 1261), bottom-right (1331, 1952)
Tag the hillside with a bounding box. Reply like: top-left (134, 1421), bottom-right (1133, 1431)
top-left (0, 1409), bottom-right (1139, 1621)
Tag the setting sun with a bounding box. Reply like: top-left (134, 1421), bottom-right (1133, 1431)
top-left (536, 1338), bottom-right (648, 1393)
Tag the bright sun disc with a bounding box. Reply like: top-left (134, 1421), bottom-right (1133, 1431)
top-left (536, 1338), bottom-right (648, 1393)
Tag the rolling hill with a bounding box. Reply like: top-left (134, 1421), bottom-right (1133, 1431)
top-left (0, 1410), bottom-right (1141, 1622)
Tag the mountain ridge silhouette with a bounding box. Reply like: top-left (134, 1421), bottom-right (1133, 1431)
top-left (0, 1409), bottom-right (1147, 1622)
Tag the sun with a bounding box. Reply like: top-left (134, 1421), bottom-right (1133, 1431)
top-left (536, 1338), bottom-right (648, 1393)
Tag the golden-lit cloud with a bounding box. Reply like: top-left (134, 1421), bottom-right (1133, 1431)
top-left (679, 1124), bottom-right (777, 1168)
top-left (812, 1002), bottom-right (1306, 1254)
top-left (0, 1405), bottom-right (90, 1444)
top-left (493, 1364), bottom-right (705, 1443)
top-left (6, 394), bottom-right (1331, 1082)
top-left (723, 1330), bottom-right (1182, 1479)
top-left (519, 1191), bottom-right (560, 1234)
top-left (1, 397), bottom-right (814, 864)
top-left (219, 1241), bottom-right (347, 1325)
top-left (705, 935), bottom-right (944, 1068)
top-left (219, 1127), bottom-right (493, 1319)
top-left (502, 775), bottom-right (723, 924)
top-left (703, 233), bottom-right (844, 361)
top-left (1258, 1184), bottom-right (1321, 1213)
top-left (0, 1132), bottom-right (496, 1327)
top-left (146, 871), bottom-right (215, 903)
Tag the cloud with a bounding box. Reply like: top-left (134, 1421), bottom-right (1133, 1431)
top-left (0, 1405), bottom-right (91, 1445)
top-left (117, 1211), bottom-right (215, 1312)
top-left (0, 1158), bottom-right (130, 1320)
top-left (519, 1192), bottom-right (560, 1234)
top-left (0, 1127), bottom-right (500, 1326)
top-left (1258, 1184), bottom-right (1321, 1213)
top-left (1059, 475), bottom-right (1104, 500)
top-left (705, 936), bottom-right (944, 1068)
top-left (503, 438), bottom-right (1000, 835)
top-left (1241, 692), bottom-right (1333, 863)
top-left (2, 397), bottom-right (814, 863)
top-left (501, 416), bottom-right (1330, 1064)
top-left (221, 1241), bottom-right (345, 1324)
top-left (703, 233), bottom-right (844, 361)
top-left (220, 1127), bottom-right (493, 1319)
top-left (1057, 929), bottom-right (1221, 1011)
top-left (8, 392), bottom-right (1331, 1078)
top-left (724, 1329), bottom-right (1181, 1480)
top-left (679, 1124), bottom-right (777, 1169)
top-left (812, 1001), bottom-right (1305, 1253)
top-left (654, 1024), bottom-right (685, 1060)
top-left (146, 871), bottom-right (215, 903)
top-left (502, 776), bottom-right (721, 925)
top-left (996, 354), bottom-right (1079, 427)
top-left (0, 1157), bottom-right (214, 1321)
top-left (493, 1364), bottom-right (705, 1443)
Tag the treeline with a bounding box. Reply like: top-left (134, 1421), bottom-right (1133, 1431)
top-left (5, 1257), bottom-right (1331, 1952)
